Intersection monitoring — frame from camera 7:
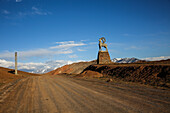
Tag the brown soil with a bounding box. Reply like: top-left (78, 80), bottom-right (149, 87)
top-left (82, 64), bottom-right (170, 87)
top-left (0, 66), bottom-right (40, 87)
top-left (0, 74), bottom-right (170, 113)
top-left (81, 70), bottom-right (103, 78)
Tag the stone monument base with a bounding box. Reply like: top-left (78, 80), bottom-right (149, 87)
top-left (97, 51), bottom-right (111, 64)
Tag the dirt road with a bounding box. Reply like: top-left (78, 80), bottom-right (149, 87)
top-left (0, 75), bottom-right (170, 113)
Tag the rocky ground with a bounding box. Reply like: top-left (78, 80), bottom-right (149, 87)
top-left (81, 64), bottom-right (170, 87)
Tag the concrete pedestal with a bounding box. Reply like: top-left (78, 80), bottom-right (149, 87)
top-left (97, 51), bottom-right (111, 64)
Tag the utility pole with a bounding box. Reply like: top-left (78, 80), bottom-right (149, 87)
top-left (15, 52), bottom-right (18, 75)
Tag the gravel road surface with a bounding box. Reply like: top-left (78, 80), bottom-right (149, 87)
top-left (0, 75), bottom-right (170, 113)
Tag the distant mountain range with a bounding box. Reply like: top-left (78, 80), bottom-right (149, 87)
top-left (0, 59), bottom-right (73, 74)
top-left (0, 56), bottom-right (170, 73)
top-left (112, 58), bottom-right (140, 63)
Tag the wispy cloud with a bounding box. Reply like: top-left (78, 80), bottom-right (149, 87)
top-left (50, 41), bottom-right (86, 49)
top-left (141, 56), bottom-right (170, 61)
top-left (16, 0), bottom-right (22, 2)
top-left (81, 40), bottom-right (87, 42)
top-left (0, 40), bottom-right (86, 60)
top-left (143, 32), bottom-right (169, 37)
top-left (125, 46), bottom-right (141, 50)
top-left (121, 31), bottom-right (169, 37)
top-left (31, 6), bottom-right (51, 15)
top-left (18, 6), bottom-right (52, 17)
top-left (0, 48), bottom-right (72, 60)
top-left (77, 48), bottom-right (86, 51)
top-left (1, 10), bottom-right (10, 14)
top-left (68, 54), bottom-right (78, 58)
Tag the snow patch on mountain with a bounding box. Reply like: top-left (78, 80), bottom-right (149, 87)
top-left (112, 58), bottom-right (139, 63)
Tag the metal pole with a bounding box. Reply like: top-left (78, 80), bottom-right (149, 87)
top-left (15, 52), bottom-right (17, 75)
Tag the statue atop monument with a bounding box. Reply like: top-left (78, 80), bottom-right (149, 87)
top-left (99, 37), bottom-right (108, 51)
top-left (97, 37), bottom-right (111, 64)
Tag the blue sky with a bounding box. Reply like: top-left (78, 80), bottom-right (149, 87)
top-left (0, 0), bottom-right (170, 63)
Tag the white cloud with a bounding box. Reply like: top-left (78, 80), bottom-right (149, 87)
top-left (0, 58), bottom-right (87, 73)
top-left (81, 40), bottom-right (87, 42)
top-left (0, 40), bottom-right (88, 72)
top-left (55, 41), bottom-right (74, 45)
top-left (50, 41), bottom-right (86, 49)
top-left (18, 49), bottom-right (72, 57)
top-left (0, 59), bottom-right (14, 67)
top-left (31, 6), bottom-right (50, 15)
top-left (0, 51), bottom-right (13, 59)
top-left (32, 7), bottom-right (38, 11)
top-left (2, 10), bottom-right (10, 14)
top-left (68, 54), bottom-right (78, 58)
top-left (0, 59), bottom-right (74, 73)
top-left (18, 6), bottom-right (51, 17)
top-left (16, 0), bottom-right (22, 2)
top-left (141, 56), bottom-right (170, 61)
top-left (0, 40), bottom-right (85, 60)
top-left (77, 48), bottom-right (86, 51)
top-left (125, 46), bottom-right (141, 50)
top-left (0, 49), bottom-right (72, 59)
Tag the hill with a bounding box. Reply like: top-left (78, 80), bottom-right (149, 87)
top-left (47, 59), bottom-right (170, 87)
top-left (46, 58), bottom-right (144, 75)
top-left (47, 60), bottom-right (97, 75)
top-left (0, 66), bottom-right (40, 87)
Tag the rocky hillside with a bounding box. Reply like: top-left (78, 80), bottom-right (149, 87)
top-left (81, 60), bottom-right (170, 87)
top-left (47, 60), bottom-right (97, 75)
top-left (46, 57), bottom-right (143, 75)
top-left (47, 59), bottom-right (170, 87)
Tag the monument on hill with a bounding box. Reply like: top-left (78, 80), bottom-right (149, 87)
top-left (97, 37), bottom-right (111, 64)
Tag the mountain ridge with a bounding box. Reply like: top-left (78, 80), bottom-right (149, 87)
top-left (112, 57), bottom-right (140, 63)
top-left (0, 57), bottom-right (170, 73)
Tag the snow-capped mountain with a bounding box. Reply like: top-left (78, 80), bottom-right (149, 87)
top-left (0, 59), bottom-right (73, 74)
top-left (31, 60), bottom-right (74, 73)
top-left (112, 58), bottom-right (140, 63)
top-left (0, 56), bottom-right (170, 73)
